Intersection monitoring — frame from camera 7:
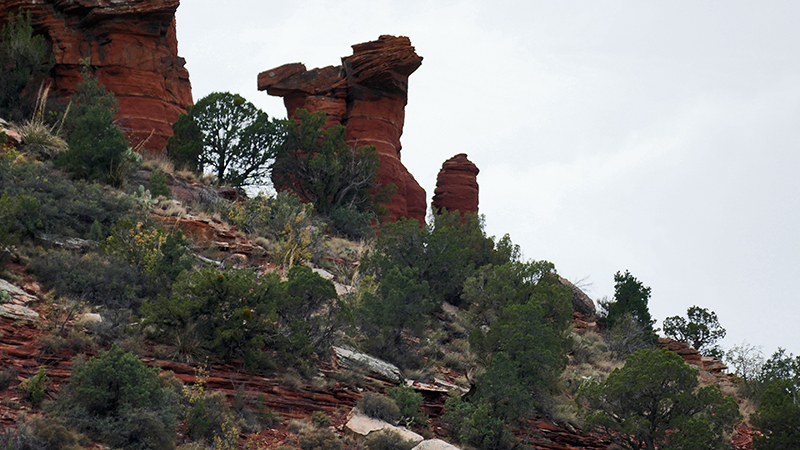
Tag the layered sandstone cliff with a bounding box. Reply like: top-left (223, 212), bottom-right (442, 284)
top-left (0, 0), bottom-right (192, 153)
top-left (259, 35), bottom-right (426, 223)
top-left (431, 153), bottom-right (479, 215)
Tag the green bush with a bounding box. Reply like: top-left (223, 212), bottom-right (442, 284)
top-left (357, 392), bottom-right (401, 424)
top-left (149, 169), bottom-right (171, 198)
top-left (56, 66), bottom-right (130, 186)
top-left (143, 264), bottom-right (338, 371)
top-left (272, 109), bottom-right (390, 237)
top-left (298, 428), bottom-right (343, 450)
top-left (601, 270), bottom-right (656, 341)
top-left (442, 396), bottom-right (514, 450)
top-left (364, 211), bottom-right (510, 307)
top-left (355, 267), bottom-right (434, 366)
top-left (28, 250), bottom-right (153, 311)
top-left (102, 219), bottom-right (193, 283)
top-left (0, 418), bottom-right (82, 450)
top-left (0, 9), bottom-right (54, 122)
top-left (582, 348), bottom-right (741, 450)
top-left (363, 430), bottom-right (416, 450)
top-left (52, 345), bottom-right (179, 450)
top-left (311, 411), bottom-right (333, 428)
top-left (465, 260), bottom-right (573, 420)
top-left (0, 155), bottom-right (142, 241)
top-left (187, 391), bottom-right (236, 443)
top-left (20, 367), bottom-right (48, 408)
top-left (0, 370), bottom-right (12, 390)
top-left (386, 385), bottom-right (424, 426)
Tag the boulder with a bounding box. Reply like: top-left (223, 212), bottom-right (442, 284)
top-left (413, 439), bottom-right (461, 450)
top-left (0, 303), bottom-right (38, 321)
top-left (431, 154), bottom-right (479, 215)
top-left (0, 278), bottom-right (39, 321)
top-left (259, 36), bottom-right (426, 223)
top-left (0, 0), bottom-right (193, 154)
top-left (333, 346), bottom-right (402, 383)
top-left (345, 409), bottom-right (423, 444)
top-left (557, 276), bottom-right (597, 317)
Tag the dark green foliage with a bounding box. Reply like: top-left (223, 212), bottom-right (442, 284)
top-left (328, 205), bottom-right (376, 240)
top-left (20, 367), bottom-right (48, 408)
top-left (751, 380), bottom-right (800, 450)
top-left (0, 370), bottom-right (12, 391)
top-left (442, 395), bottom-right (515, 450)
top-left (0, 156), bottom-right (141, 241)
top-left (187, 391), bottom-right (235, 443)
top-left (275, 265), bottom-right (340, 371)
top-left (0, 193), bottom-right (28, 263)
top-left (149, 169), bottom-right (170, 198)
top-left (356, 392), bottom-right (401, 424)
top-left (751, 348), bottom-right (800, 449)
top-left (362, 429), bottom-right (417, 450)
top-left (165, 106), bottom-right (202, 173)
top-left (0, 9), bottom-right (54, 122)
top-left (255, 395), bottom-right (282, 428)
top-left (582, 348), bottom-right (741, 450)
top-left (272, 109), bottom-right (388, 238)
top-left (663, 306), bottom-right (726, 357)
top-left (143, 264), bottom-right (338, 370)
top-left (0, 418), bottom-right (82, 450)
top-left (386, 385), bottom-right (424, 425)
top-left (102, 219), bottom-right (194, 285)
top-left (356, 267), bottom-right (434, 365)
top-left (603, 270), bottom-right (656, 340)
top-left (365, 211), bottom-right (508, 307)
top-left (53, 345), bottom-right (179, 450)
top-left (56, 67), bottom-right (130, 185)
top-left (167, 91), bottom-right (281, 188)
top-left (465, 260), bottom-right (573, 419)
top-left (311, 411), bottom-right (333, 428)
top-left (298, 428), bottom-right (343, 450)
top-left (143, 266), bottom-right (281, 362)
top-left (28, 250), bottom-right (152, 311)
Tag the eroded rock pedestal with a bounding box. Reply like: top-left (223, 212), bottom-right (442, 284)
top-left (0, 0), bottom-right (192, 153)
top-left (431, 153), bottom-right (479, 215)
top-left (259, 35), bottom-right (426, 223)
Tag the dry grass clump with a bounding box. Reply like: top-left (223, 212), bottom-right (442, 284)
top-left (140, 151), bottom-right (175, 174)
top-left (11, 83), bottom-right (69, 159)
top-left (152, 199), bottom-right (188, 218)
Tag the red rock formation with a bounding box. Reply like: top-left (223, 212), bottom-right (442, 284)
top-left (258, 35), bottom-right (426, 223)
top-left (431, 153), bottom-right (479, 215)
top-left (658, 337), bottom-right (729, 375)
top-left (0, 0), bottom-right (192, 153)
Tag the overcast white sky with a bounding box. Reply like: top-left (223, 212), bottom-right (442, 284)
top-left (176, 1), bottom-right (800, 358)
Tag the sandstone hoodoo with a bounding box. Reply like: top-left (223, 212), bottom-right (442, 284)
top-left (0, 0), bottom-right (192, 153)
top-left (431, 153), bottom-right (479, 215)
top-left (259, 35), bottom-right (426, 223)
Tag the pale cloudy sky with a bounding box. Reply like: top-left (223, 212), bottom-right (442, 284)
top-left (176, 1), bottom-right (800, 357)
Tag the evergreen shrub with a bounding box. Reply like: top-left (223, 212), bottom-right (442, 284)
top-left (357, 392), bottom-right (401, 424)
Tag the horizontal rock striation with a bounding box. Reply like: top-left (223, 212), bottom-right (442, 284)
top-left (259, 35), bottom-right (426, 223)
top-left (431, 153), bottom-right (479, 215)
top-left (0, 0), bottom-right (192, 153)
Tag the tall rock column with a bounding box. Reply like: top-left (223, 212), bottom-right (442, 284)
top-left (0, 0), bottom-right (193, 154)
top-left (258, 35), bottom-right (426, 224)
top-left (432, 153), bottom-right (479, 215)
